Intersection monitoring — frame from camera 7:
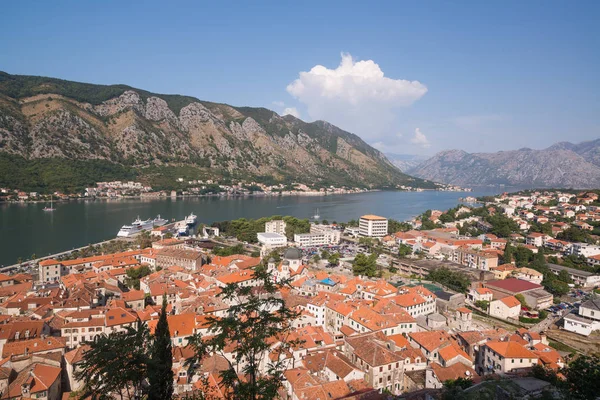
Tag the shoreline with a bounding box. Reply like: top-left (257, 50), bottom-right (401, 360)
top-left (0, 187), bottom-right (475, 204)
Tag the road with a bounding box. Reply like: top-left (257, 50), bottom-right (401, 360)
top-left (530, 308), bottom-right (570, 333)
top-left (0, 238), bottom-right (121, 273)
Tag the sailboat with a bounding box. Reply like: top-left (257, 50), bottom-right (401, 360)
top-left (43, 195), bottom-right (56, 212)
top-left (313, 208), bottom-right (320, 220)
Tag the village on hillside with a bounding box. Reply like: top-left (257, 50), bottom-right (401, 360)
top-left (0, 190), bottom-right (598, 399)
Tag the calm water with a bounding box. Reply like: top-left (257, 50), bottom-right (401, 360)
top-left (0, 188), bottom-right (506, 266)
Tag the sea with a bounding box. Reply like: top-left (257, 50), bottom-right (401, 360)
top-left (0, 188), bottom-right (512, 266)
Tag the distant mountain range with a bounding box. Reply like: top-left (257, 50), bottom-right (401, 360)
top-left (384, 153), bottom-right (428, 172)
top-left (0, 72), bottom-right (435, 191)
top-left (408, 139), bottom-right (600, 188)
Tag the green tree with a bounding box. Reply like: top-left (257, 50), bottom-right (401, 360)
top-left (558, 270), bottom-right (573, 284)
top-left (328, 252), bottom-right (341, 266)
top-left (135, 231), bottom-right (153, 249)
top-left (352, 253), bottom-right (378, 277)
top-left (515, 293), bottom-right (528, 308)
top-left (562, 355), bottom-right (600, 400)
top-left (514, 246), bottom-right (534, 267)
top-left (475, 300), bottom-right (489, 310)
top-left (427, 267), bottom-right (471, 293)
top-left (503, 242), bottom-right (514, 264)
top-left (388, 219), bottom-right (411, 234)
top-left (187, 265), bottom-right (301, 400)
top-left (148, 297), bottom-right (173, 400)
top-left (76, 320), bottom-right (150, 399)
top-left (557, 227), bottom-right (593, 244)
top-left (398, 243), bottom-right (412, 258)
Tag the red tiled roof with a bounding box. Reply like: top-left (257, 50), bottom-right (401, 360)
top-left (486, 278), bottom-right (541, 293)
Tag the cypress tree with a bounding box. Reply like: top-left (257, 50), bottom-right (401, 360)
top-left (149, 295), bottom-right (173, 400)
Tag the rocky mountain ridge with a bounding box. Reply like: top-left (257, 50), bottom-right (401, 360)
top-left (408, 142), bottom-right (600, 188)
top-left (0, 72), bottom-right (431, 189)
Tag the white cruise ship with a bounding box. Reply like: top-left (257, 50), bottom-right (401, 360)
top-left (185, 212), bottom-right (197, 225)
top-left (117, 217), bottom-right (154, 237)
top-left (153, 215), bottom-right (168, 226)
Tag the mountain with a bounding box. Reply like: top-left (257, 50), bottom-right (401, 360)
top-left (0, 72), bottom-right (433, 192)
top-left (384, 153), bottom-right (427, 172)
top-left (408, 142), bottom-right (600, 188)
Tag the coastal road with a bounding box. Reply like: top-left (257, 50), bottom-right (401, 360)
top-left (0, 238), bottom-right (121, 273)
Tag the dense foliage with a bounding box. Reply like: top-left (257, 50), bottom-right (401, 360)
top-left (0, 153), bottom-right (137, 194)
top-left (557, 227), bottom-right (594, 244)
top-left (212, 244), bottom-right (246, 257)
top-left (213, 216), bottom-right (310, 242)
top-left (486, 213), bottom-right (519, 238)
top-left (125, 265), bottom-right (152, 290)
top-left (427, 267), bottom-right (471, 293)
top-left (352, 253), bottom-right (379, 277)
top-left (76, 321), bottom-right (151, 399)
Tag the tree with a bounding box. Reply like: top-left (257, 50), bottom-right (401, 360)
top-left (388, 219), bottom-right (411, 234)
top-left (352, 253), bottom-right (378, 277)
top-left (187, 265), bottom-right (301, 400)
top-left (398, 243), bottom-right (412, 258)
top-left (558, 270), bottom-right (573, 284)
top-left (558, 227), bottom-right (593, 244)
top-left (136, 231), bottom-right (153, 249)
top-left (76, 320), bottom-right (150, 399)
top-left (148, 297), bottom-right (173, 400)
top-left (328, 252), bottom-right (341, 266)
top-left (427, 267), bottom-right (471, 293)
top-left (475, 300), bottom-right (489, 311)
top-left (514, 246), bottom-right (534, 267)
top-left (487, 214), bottom-right (519, 237)
top-left (515, 293), bottom-right (528, 308)
top-left (358, 237), bottom-right (375, 250)
top-left (503, 242), bottom-right (514, 264)
top-left (562, 355), bottom-right (600, 400)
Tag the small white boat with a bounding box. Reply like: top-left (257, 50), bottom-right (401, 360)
top-left (185, 212), bottom-right (197, 225)
top-left (313, 208), bottom-right (320, 220)
top-left (43, 195), bottom-right (56, 212)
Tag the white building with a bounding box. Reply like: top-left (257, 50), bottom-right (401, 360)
top-left (488, 296), bottom-right (521, 320)
top-left (257, 232), bottom-right (287, 249)
top-left (569, 243), bottom-right (600, 258)
top-left (563, 297), bottom-right (600, 336)
top-left (359, 215), bottom-right (388, 238)
top-left (265, 220), bottom-right (287, 235)
top-left (547, 264), bottom-right (600, 287)
top-left (294, 225), bottom-right (341, 247)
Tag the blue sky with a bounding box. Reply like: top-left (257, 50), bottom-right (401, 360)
top-left (1, 1), bottom-right (599, 155)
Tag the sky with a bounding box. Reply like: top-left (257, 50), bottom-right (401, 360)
top-left (1, 1), bottom-right (599, 156)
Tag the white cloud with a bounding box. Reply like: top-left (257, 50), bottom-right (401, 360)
top-left (282, 107), bottom-right (300, 118)
top-left (286, 52), bottom-right (427, 141)
top-left (272, 100), bottom-right (285, 107)
top-left (410, 128), bottom-right (431, 148)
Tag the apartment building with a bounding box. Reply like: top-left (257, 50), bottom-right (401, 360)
top-left (478, 341), bottom-right (538, 375)
top-left (359, 215), bottom-right (388, 238)
top-left (265, 219), bottom-right (287, 235)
